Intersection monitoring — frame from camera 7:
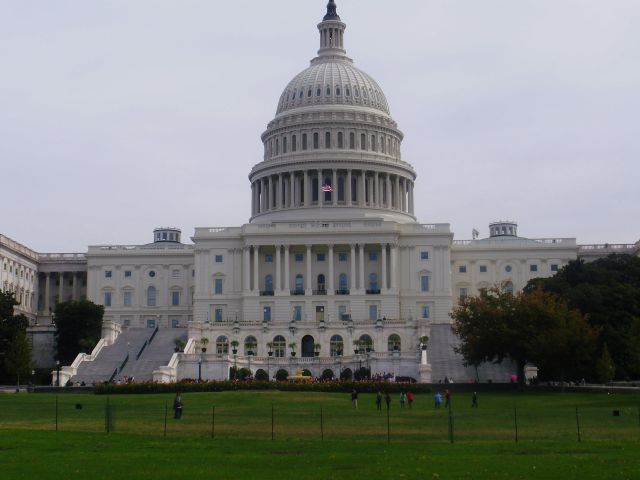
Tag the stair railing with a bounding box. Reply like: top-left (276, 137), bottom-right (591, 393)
top-left (108, 368), bottom-right (119, 383)
top-left (148, 325), bottom-right (159, 345)
top-left (135, 341), bottom-right (148, 361)
top-left (119, 353), bottom-right (129, 373)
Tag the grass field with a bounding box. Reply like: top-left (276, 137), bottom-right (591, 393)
top-left (1, 390), bottom-right (639, 479)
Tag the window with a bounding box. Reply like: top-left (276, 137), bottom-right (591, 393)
top-left (171, 291), bottom-right (180, 306)
top-left (295, 274), bottom-right (304, 292)
top-left (123, 291), bottom-right (132, 307)
top-left (302, 133), bottom-right (308, 150)
top-left (265, 254), bottom-right (273, 263)
top-left (388, 334), bottom-right (401, 352)
top-left (216, 336), bottom-right (228, 354)
top-left (480, 265), bottom-right (487, 273)
top-left (371, 135), bottom-right (376, 151)
top-left (551, 264), bottom-right (559, 272)
top-left (420, 275), bottom-right (430, 292)
top-left (263, 306), bottom-right (271, 322)
top-left (338, 252), bottom-right (348, 262)
top-left (368, 252), bottom-right (378, 261)
top-left (421, 305), bottom-right (430, 319)
top-left (459, 288), bottom-right (468, 300)
top-left (338, 132), bottom-right (343, 148)
top-left (295, 253), bottom-right (304, 262)
top-left (338, 273), bottom-right (348, 291)
top-left (293, 305), bottom-right (302, 321)
top-left (317, 253), bottom-right (326, 262)
top-left (420, 251), bottom-right (429, 260)
top-left (317, 274), bottom-right (326, 292)
top-left (214, 278), bottom-right (223, 295)
top-left (459, 265), bottom-right (467, 273)
top-left (530, 264), bottom-right (538, 272)
top-left (369, 273), bottom-right (378, 291)
top-left (326, 86), bottom-right (331, 96)
top-left (283, 136), bottom-right (287, 153)
top-left (292, 135), bottom-right (297, 152)
top-left (336, 86), bottom-right (341, 96)
top-left (349, 132), bottom-right (355, 149)
top-left (149, 271), bottom-right (156, 278)
top-left (369, 305), bottom-right (378, 321)
top-left (123, 318), bottom-right (131, 327)
top-left (316, 87), bottom-right (321, 97)
top-left (171, 269), bottom-right (180, 279)
top-left (105, 271), bottom-right (112, 278)
top-left (338, 305), bottom-right (347, 320)
top-left (273, 335), bottom-right (286, 357)
top-left (147, 286), bottom-right (156, 307)
top-left (215, 255), bottom-right (223, 263)
top-left (325, 132), bottom-right (331, 148)
top-left (245, 336), bottom-right (257, 355)
top-left (171, 318), bottom-right (179, 328)
top-left (147, 319), bottom-right (156, 329)
top-left (330, 335), bottom-right (344, 356)
top-left (265, 275), bottom-right (273, 293)
top-left (104, 292), bottom-right (112, 307)
top-left (360, 133), bottom-right (366, 150)
top-left (124, 270), bottom-right (132, 278)
top-left (505, 265), bottom-right (512, 273)
top-left (313, 132), bottom-right (319, 149)
top-left (214, 308), bottom-right (223, 322)
top-left (307, 89), bottom-right (312, 98)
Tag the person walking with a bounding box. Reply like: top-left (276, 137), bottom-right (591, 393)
top-left (407, 391), bottom-right (414, 409)
top-left (399, 391), bottom-right (406, 409)
top-left (471, 391), bottom-right (478, 408)
top-left (434, 391), bottom-right (442, 409)
top-left (351, 389), bottom-right (359, 409)
top-left (173, 392), bottom-right (183, 419)
top-left (376, 390), bottom-right (382, 411)
top-left (444, 389), bottom-right (451, 409)
top-left (384, 391), bottom-right (391, 411)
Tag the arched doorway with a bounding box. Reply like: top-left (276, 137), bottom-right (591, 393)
top-left (301, 335), bottom-right (315, 358)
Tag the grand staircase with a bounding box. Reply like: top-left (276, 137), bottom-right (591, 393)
top-left (71, 327), bottom-right (187, 384)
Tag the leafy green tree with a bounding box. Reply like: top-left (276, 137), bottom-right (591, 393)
top-left (595, 344), bottom-right (616, 384)
top-left (54, 300), bottom-right (104, 364)
top-left (0, 291), bottom-right (30, 382)
top-left (526, 254), bottom-right (640, 379)
top-left (5, 329), bottom-right (32, 386)
top-left (452, 287), bottom-right (597, 384)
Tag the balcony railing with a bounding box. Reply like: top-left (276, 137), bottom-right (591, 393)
top-left (290, 289), bottom-right (305, 296)
top-left (366, 289), bottom-right (381, 295)
top-left (313, 289), bottom-right (327, 296)
top-left (335, 289), bottom-right (350, 295)
top-left (260, 290), bottom-right (274, 296)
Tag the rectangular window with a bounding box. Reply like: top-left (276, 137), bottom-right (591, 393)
top-left (123, 291), bottom-right (132, 307)
top-left (368, 252), bottom-right (378, 261)
top-left (421, 275), bottom-right (430, 292)
top-left (105, 271), bottom-right (112, 278)
top-left (214, 308), bottom-right (223, 322)
top-left (295, 253), bottom-right (304, 262)
top-left (317, 253), bottom-right (326, 262)
top-left (313, 132), bottom-right (319, 149)
top-left (172, 269), bottom-right (180, 278)
top-left (265, 254), bottom-right (273, 263)
top-left (263, 306), bottom-right (272, 322)
top-left (171, 319), bottom-right (180, 328)
top-left (338, 253), bottom-right (348, 262)
top-left (420, 251), bottom-right (429, 260)
top-left (551, 264), bottom-right (559, 272)
top-left (325, 131), bottom-right (331, 148)
top-left (104, 292), bottom-right (112, 307)
top-left (421, 305), bottom-right (430, 319)
top-left (293, 305), bottom-right (302, 321)
top-left (530, 264), bottom-right (538, 272)
top-left (480, 265), bottom-right (487, 273)
top-left (459, 265), bottom-right (467, 273)
top-left (302, 133), bottom-right (308, 150)
top-left (368, 305), bottom-right (378, 321)
top-left (349, 132), bottom-right (355, 149)
top-left (124, 270), bottom-right (132, 278)
top-left (460, 288), bottom-right (468, 300)
top-left (147, 319), bottom-right (156, 329)
top-left (360, 133), bottom-right (366, 150)
top-left (123, 318), bottom-right (131, 327)
top-left (171, 291), bottom-right (180, 306)
top-left (338, 305), bottom-right (347, 320)
top-left (215, 255), bottom-right (223, 263)
top-left (214, 278), bottom-right (223, 295)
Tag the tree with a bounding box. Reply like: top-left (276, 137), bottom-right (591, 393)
top-left (54, 300), bottom-right (104, 364)
top-left (0, 291), bottom-right (31, 382)
top-left (451, 287), bottom-right (597, 384)
top-left (595, 344), bottom-right (616, 384)
top-left (5, 329), bottom-right (32, 386)
top-left (526, 254), bottom-right (640, 379)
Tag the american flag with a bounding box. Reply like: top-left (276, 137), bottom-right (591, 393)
top-left (322, 184), bottom-right (334, 193)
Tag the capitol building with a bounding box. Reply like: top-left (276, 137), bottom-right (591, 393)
top-left (2, 2), bottom-right (638, 385)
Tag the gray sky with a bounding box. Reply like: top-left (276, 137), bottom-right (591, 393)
top-left (1, 0), bottom-right (638, 252)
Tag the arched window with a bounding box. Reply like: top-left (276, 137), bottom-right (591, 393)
top-left (349, 132), bottom-right (355, 149)
top-left (275, 138), bottom-right (279, 155)
top-left (369, 273), bottom-right (378, 291)
top-left (292, 134), bottom-right (297, 152)
top-left (325, 132), bottom-right (331, 149)
top-left (336, 85), bottom-right (341, 96)
top-left (337, 132), bottom-right (344, 149)
top-left (381, 136), bottom-right (385, 154)
top-left (325, 86), bottom-right (331, 96)
top-left (295, 274), bottom-right (304, 293)
top-left (307, 88), bottom-right (312, 98)
top-left (317, 274), bottom-right (325, 292)
top-left (359, 334), bottom-right (373, 352)
top-left (388, 334), bottom-right (401, 352)
top-left (371, 134), bottom-right (376, 152)
top-left (273, 335), bottom-right (286, 358)
top-left (504, 281), bottom-right (514, 294)
top-left (339, 273), bottom-right (348, 292)
top-left (283, 137), bottom-right (287, 154)
top-left (244, 335), bottom-right (257, 355)
top-left (216, 336), bottom-right (228, 355)
top-left (345, 86), bottom-right (351, 97)
top-left (313, 132), bottom-right (319, 149)
top-left (147, 286), bottom-right (156, 307)
top-left (302, 133), bottom-right (308, 150)
top-left (265, 275), bottom-right (273, 293)
top-left (330, 335), bottom-right (344, 357)
top-left (316, 87), bottom-right (321, 97)
top-left (360, 133), bottom-right (366, 150)
top-left (354, 86), bottom-right (360, 97)
top-left (337, 176), bottom-right (345, 201)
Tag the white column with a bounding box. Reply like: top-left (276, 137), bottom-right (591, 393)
top-left (275, 245), bottom-right (282, 292)
top-left (390, 244), bottom-right (398, 290)
top-left (243, 247), bottom-right (251, 292)
top-left (328, 244), bottom-right (334, 293)
top-left (360, 171), bottom-right (366, 206)
top-left (374, 172), bottom-right (380, 207)
top-left (317, 169), bottom-right (323, 207)
top-left (268, 176), bottom-right (273, 211)
top-left (386, 175), bottom-right (392, 208)
top-left (278, 174), bottom-right (283, 209)
top-left (253, 246), bottom-right (259, 293)
top-left (306, 245), bottom-right (312, 295)
top-left (290, 173), bottom-right (296, 208)
top-left (347, 170), bottom-right (352, 206)
top-left (350, 244), bottom-right (356, 293)
top-left (58, 272), bottom-right (64, 304)
top-left (332, 170), bottom-right (338, 206)
top-left (358, 243), bottom-right (365, 292)
top-left (304, 170), bottom-right (309, 207)
top-left (72, 273), bottom-right (78, 300)
top-left (44, 273), bottom-right (50, 312)
top-left (381, 244), bottom-right (387, 291)
top-left (395, 176), bottom-right (400, 210)
top-left (284, 245), bottom-right (290, 293)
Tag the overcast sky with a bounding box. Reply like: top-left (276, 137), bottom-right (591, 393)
top-left (1, 0), bottom-right (638, 252)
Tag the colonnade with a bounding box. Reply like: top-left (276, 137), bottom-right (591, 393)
top-left (241, 243), bottom-right (398, 295)
top-left (39, 272), bottom-right (86, 313)
top-left (251, 169), bottom-right (414, 217)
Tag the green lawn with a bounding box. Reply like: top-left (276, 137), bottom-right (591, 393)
top-left (0, 390), bottom-right (639, 479)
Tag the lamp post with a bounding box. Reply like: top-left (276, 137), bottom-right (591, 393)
top-left (198, 353), bottom-right (203, 383)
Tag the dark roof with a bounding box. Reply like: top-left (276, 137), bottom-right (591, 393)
top-left (323, 0), bottom-right (341, 21)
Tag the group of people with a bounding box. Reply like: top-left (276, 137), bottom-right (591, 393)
top-left (350, 389), bottom-right (480, 410)
top-left (434, 390), bottom-right (478, 409)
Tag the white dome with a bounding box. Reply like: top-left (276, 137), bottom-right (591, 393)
top-left (276, 59), bottom-right (390, 116)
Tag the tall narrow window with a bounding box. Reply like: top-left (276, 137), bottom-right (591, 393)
top-left (214, 278), bottom-right (223, 295)
top-left (292, 135), bottom-right (297, 152)
top-left (147, 286), bottom-right (156, 306)
top-left (420, 276), bottom-right (430, 292)
top-left (325, 132), bottom-right (331, 148)
top-left (360, 133), bottom-right (366, 150)
top-left (104, 292), bottom-right (112, 307)
top-left (371, 135), bottom-right (376, 152)
top-left (295, 274), bottom-right (304, 293)
top-left (302, 133), bottom-right (308, 150)
top-left (349, 132), bottom-right (355, 149)
top-left (283, 137), bottom-right (287, 154)
top-left (265, 275), bottom-right (273, 293)
top-left (171, 291), bottom-right (180, 306)
top-left (337, 132), bottom-right (343, 149)
top-left (275, 138), bottom-right (279, 155)
top-left (339, 273), bottom-right (348, 292)
top-left (313, 132), bottom-right (319, 149)
top-left (293, 305), bottom-right (302, 321)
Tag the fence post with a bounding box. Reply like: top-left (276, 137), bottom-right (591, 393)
top-left (575, 406), bottom-right (581, 442)
top-left (211, 406), bottom-right (215, 439)
top-left (55, 395), bottom-right (58, 432)
top-left (448, 399), bottom-right (454, 444)
top-left (271, 404), bottom-right (274, 441)
top-left (514, 407), bottom-right (519, 443)
top-left (320, 407), bottom-right (324, 441)
top-left (163, 401), bottom-right (168, 439)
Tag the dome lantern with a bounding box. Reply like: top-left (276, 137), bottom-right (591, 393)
top-left (317, 1), bottom-right (347, 58)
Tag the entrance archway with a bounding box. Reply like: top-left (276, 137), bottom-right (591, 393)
top-left (301, 335), bottom-right (315, 358)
